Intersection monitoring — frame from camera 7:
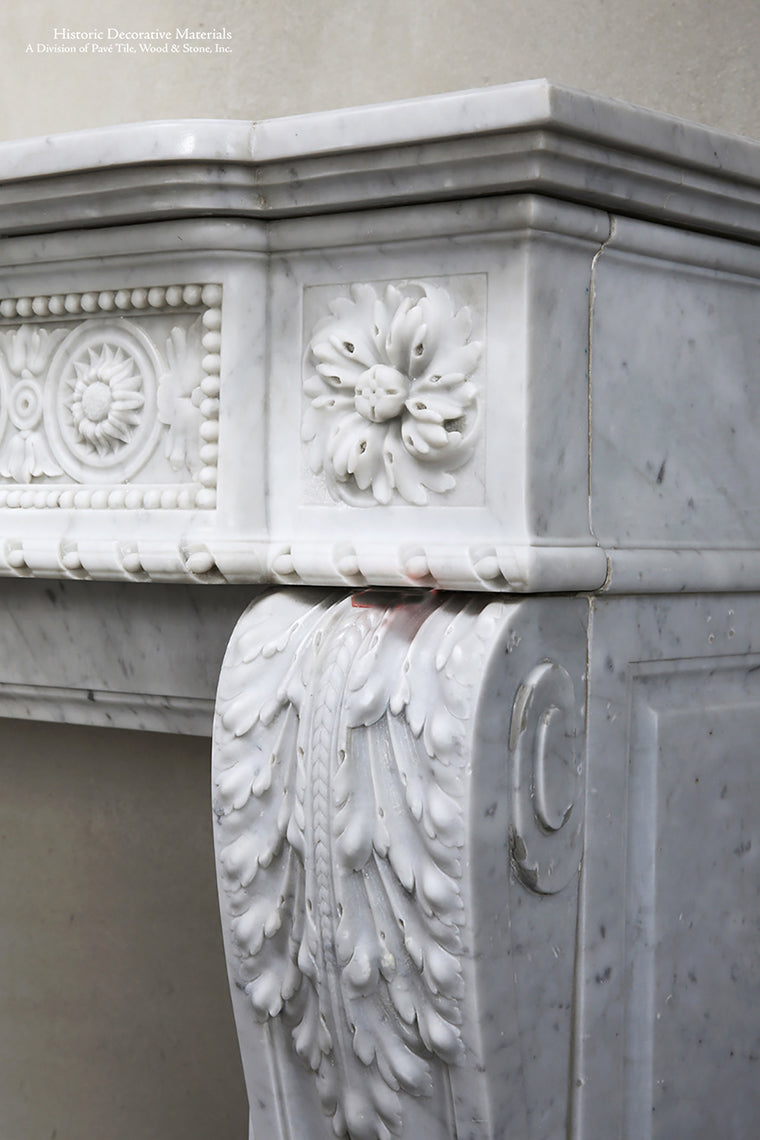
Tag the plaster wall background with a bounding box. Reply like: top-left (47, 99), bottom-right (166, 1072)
top-left (1, 0), bottom-right (758, 140)
top-left (0, 721), bottom-right (248, 1139)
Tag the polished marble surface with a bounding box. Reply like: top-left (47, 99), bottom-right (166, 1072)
top-left (0, 578), bottom-right (253, 734)
top-left (0, 83), bottom-right (759, 591)
top-left (580, 594), bottom-right (760, 1140)
top-left (2, 80), bottom-right (760, 238)
top-left (1, 83), bottom-right (759, 1140)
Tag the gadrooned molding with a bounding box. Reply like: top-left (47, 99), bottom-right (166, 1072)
top-left (0, 282), bottom-right (221, 509)
top-left (0, 537), bottom-right (609, 591)
top-left (4, 538), bottom-right (759, 594)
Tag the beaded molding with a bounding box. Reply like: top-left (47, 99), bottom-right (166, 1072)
top-left (0, 283), bottom-right (222, 509)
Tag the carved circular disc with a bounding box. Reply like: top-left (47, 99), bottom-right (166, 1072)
top-left (9, 377), bottom-right (43, 432)
top-left (509, 660), bottom-right (583, 894)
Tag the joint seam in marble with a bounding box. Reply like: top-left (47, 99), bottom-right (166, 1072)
top-left (587, 213), bottom-right (615, 588)
top-left (567, 591), bottom-right (595, 1140)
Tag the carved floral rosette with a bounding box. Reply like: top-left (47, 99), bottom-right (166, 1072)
top-left (0, 283), bottom-right (222, 509)
top-left (302, 282), bottom-right (482, 507)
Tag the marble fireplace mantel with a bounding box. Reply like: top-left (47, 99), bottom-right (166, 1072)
top-left (1, 78), bottom-right (760, 594)
top-left (2, 81), bottom-right (760, 1139)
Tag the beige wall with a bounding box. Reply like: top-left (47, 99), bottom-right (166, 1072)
top-left (0, 720), bottom-right (248, 1139)
top-left (2, 0), bottom-right (759, 140)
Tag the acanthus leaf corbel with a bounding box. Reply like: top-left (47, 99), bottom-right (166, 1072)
top-left (212, 590), bottom-right (588, 1139)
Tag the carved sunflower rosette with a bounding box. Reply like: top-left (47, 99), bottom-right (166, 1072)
top-left (213, 590), bottom-right (588, 1139)
top-left (0, 284), bottom-right (222, 509)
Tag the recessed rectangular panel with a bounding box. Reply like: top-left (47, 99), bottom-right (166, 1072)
top-left (626, 660), bottom-right (760, 1139)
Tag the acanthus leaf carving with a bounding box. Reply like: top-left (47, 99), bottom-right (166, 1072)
top-left (0, 431), bottom-right (62, 483)
top-left (302, 282), bottom-right (481, 507)
top-left (0, 325), bottom-right (67, 481)
top-left (213, 591), bottom-right (509, 1139)
top-left (1, 324), bottom-right (64, 380)
top-left (157, 318), bottom-right (205, 475)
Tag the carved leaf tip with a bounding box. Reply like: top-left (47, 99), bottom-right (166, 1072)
top-left (245, 971), bottom-right (287, 1019)
top-left (340, 1085), bottom-right (401, 1140)
top-left (416, 1005), bottom-right (462, 1063)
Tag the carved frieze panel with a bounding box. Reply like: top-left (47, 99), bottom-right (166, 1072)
top-left (0, 284), bottom-right (222, 508)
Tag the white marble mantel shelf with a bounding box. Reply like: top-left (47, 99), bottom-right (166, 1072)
top-left (1, 80), bottom-right (760, 592)
top-left (3, 80), bottom-right (760, 240)
top-left (3, 84), bottom-right (760, 1140)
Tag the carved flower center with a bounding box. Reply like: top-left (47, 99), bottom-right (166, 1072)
top-left (354, 365), bottom-right (408, 423)
top-left (80, 378), bottom-right (112, 423)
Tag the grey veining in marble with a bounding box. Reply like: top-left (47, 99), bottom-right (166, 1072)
top-left (579, 594), bottom-right (760, 1140)
top-left (0, 81), bottom-right (758, 1140)
top-left (0, 579), bottom-right (254, 734)
top-left (2, 80), bottom-right (760, 240)
top-left (0, 84), bottom-right (760, 591)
